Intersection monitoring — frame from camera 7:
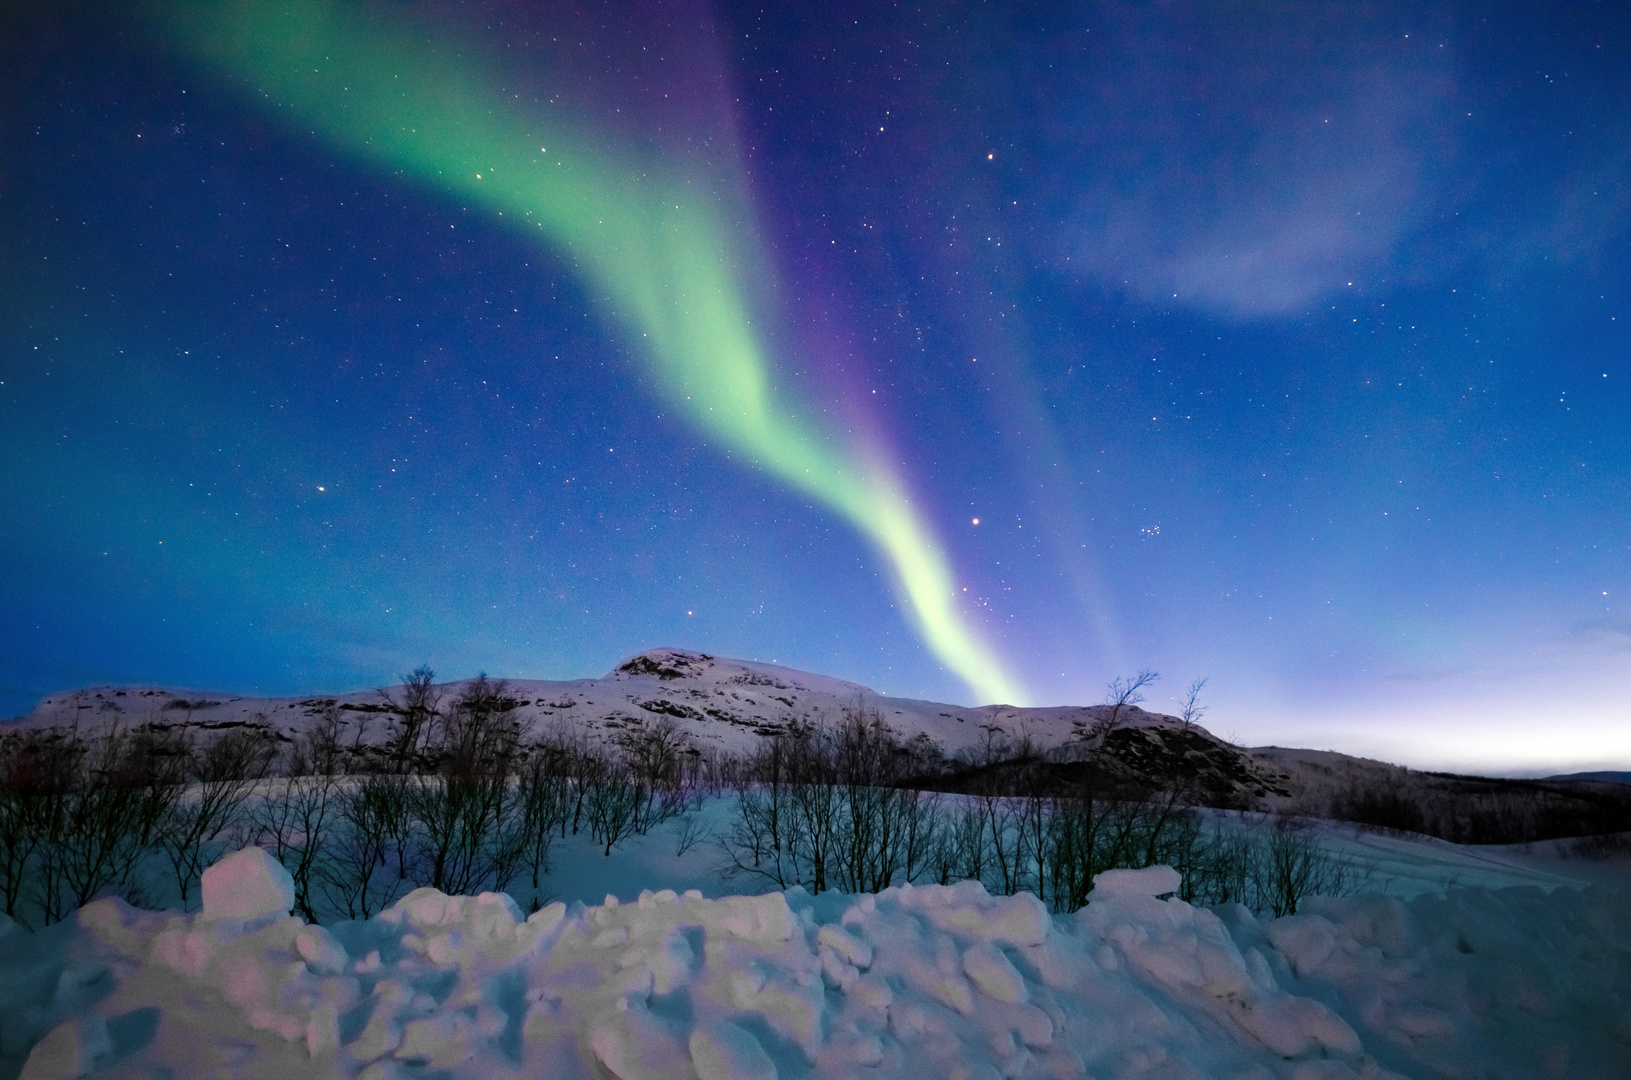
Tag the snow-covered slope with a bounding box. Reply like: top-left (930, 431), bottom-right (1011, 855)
top-left (4, 648), bottom-right (1197, 760)
top-left (1245, 747), bottom-right (1423, 810)
top-left (5, 848), bottom-right (1628, 1080)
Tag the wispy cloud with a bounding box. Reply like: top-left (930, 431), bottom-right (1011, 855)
top-left (1569, 618), bottom-right (1631, 656)
top-left (1056, 5), bottom-right (1454, 318)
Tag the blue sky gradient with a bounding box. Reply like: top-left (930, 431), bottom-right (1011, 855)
top-left (1, 0), bottom-right (1627, 771)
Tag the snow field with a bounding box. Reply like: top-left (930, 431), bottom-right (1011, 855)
top-left (4, 849), bottom-right (1629, 1079)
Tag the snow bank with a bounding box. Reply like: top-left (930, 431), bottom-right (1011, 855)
top-left (4, 850), bottom-right (1628, 1079)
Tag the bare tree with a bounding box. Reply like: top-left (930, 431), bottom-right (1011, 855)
top-left (160, 726), bottom-right (277, 909)
top-left (374, 773), bottom-right (415, 883)
top-left (893, 787), bottom-right (943, 886)
top-left (48, 726), bottom-right (185, 921)
top-left (721, 711), bottom-right (949, 896)
top-left (254, 773), bottom-right (336, 922)
top-left (1258, 816), bottom-right (1362, 916)
top-left (717, 734), bottom-right (803, 890)
top-left (828, 708), bottom-right (950, 894)
top-left (584, 761), bottom-right (645, 857)
top-left (512, 744), bottom-right (572, 912)
top-left (290, 704), bottom-right (347, 777)
top-left (616, 716), bottom-right (694, 835)
top-left (832, 709), bottom-right (897, 894)
top-left (931, 804), bottom-right (991, 886)
top-left (318, 775), bottom-right (406, 919)
top-left (1183, 821), bottom-right (1258, 907)
top-left (620, 716), bottom-right (690, 789)
top-left (784, 725), bottom-right (844, 894)
top-left (379, 664), bottom-right (441, 773)
top-left (981, 792), bottom-right (1028, 896)
top-left (1086, 669), bottom-right (1160, 750)
top-left (672, 811), bottom-right (712, 858)
top-left (973, 722), bottom-right (1012, 768)
top-left (1179, 677), bottom-right (1209, 731)
top-left (406, 677), bottom-right (522, 894)
top-left (0, 732), bottom-right (80, 923)
top-left (566, 734), bottom-right (604, 837)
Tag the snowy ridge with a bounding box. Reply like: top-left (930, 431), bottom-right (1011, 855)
top-left (6, 849), bottom-right (1629, 1080)
top-left (6, 648), bottom-right (1197, 759)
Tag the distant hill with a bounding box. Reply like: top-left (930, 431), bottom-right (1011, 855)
top-left (1253, 746), bottom-right (1631, 844)
top-left (4, 647), bottom-right (1294, 804)
top-left (6, 646), bottom-right (1188, 757)
top-left (6, 646), bottom-right (1161, 750)
top-left (1547, 771), bottom-right (1631, 786)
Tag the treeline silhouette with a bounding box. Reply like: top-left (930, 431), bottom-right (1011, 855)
top-left (717, 706), bottom-right (1365, 917)
top-left (1327, 771), bottom-right (1631, 846)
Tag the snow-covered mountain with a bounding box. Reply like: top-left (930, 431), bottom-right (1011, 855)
top-left (14, 648), bottom-right (1629, 834)
top-left (4, 647), bottom-right (1191, 759)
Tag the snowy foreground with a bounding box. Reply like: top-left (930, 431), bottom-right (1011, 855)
top-left (4, 850), bottom-right (1630, 1080)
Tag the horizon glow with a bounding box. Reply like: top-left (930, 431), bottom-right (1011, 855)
top-left (162, 0), bottom-right (1026, 705)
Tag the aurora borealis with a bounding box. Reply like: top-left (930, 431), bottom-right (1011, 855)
top-left (162, 0), bottom-right (1022, 704)
top-left (2, 1), bottom-right (1628, 771)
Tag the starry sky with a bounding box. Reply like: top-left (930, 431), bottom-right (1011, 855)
top-left (2, 0), bottom-right (1627, 772)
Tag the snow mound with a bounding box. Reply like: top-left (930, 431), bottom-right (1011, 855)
top-left (200, 846), bottom-right (294, 922)
top-left (4, 854), bottom-right (1629, 1079)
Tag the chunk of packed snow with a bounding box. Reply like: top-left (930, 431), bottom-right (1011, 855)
top-left (5, 854), bottom-right (1630, 1080)
top-left (1085, 863), bottom-right (1182, 900)
top-left (960, 940), bottom-right (1028, 1003)
top-left (199, 846), bottom-right (294, 922)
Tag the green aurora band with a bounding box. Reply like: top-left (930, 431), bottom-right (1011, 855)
top-left (163, 0), bottom-right (1025, 705)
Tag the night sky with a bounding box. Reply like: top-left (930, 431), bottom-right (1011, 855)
top-left (2, 1), bottom-right (1627, 772)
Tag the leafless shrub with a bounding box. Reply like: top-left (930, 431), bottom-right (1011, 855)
top-left (720, 707), bottom-right (945, 895)
top-left (317, 774), bottom-right (407, 919)
top-left (378, 664), bottom-right (442, 773)
top-left (38, 727), bottom-right (185, 923)
top-left (1181, 823), bottom-right (1259, 907)
top-left (978, 791), bottom-right (1028, 897)
top-left (673, 811), bottom-right (712, 858)
top-left (253, 774), bottom-right (336, 921)
top-left (930, 804), bottom-right (991, 886)
top-left (1256, 816), bottom-right (1365, 915)
top-left (566, 733), bottom-right (604, 837)
top-left (0, 731), bottom-right (80, 922)
top-left (504, 742), bottom-right (573, 912)
top-left (1179, 677), bottom-right (1209, 730)
top-left (289, 704), bottom-right (347, 777)
top-left (1180, 814), bottom-right (1369, 915)
top-left (619, 716), bottom-right (689, 789)
top-left (611, 716), bottom-right (695, 838)
top-left (402, 677), bottom-right (525, 894)
top-left (718, 732), bottom-right (805, 891)
top-left (1040, 793), bottom-right (1193, 911)
top-left (584, 762), bottom-right (646, 857)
